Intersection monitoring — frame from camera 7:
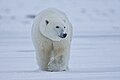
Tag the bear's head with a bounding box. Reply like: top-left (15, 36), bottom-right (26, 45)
top-left (39, 18), bottom-right (68, 41)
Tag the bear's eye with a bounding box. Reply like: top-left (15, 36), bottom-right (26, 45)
top-left (56, 26), bottom-right (59, 28)
top-left (45, 20), bottom-right (49, 25)
top-left (64, 26), bottom-right (66, 28)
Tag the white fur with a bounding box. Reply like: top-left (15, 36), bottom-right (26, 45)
top-left (31, 8), bottom-right (72, 72)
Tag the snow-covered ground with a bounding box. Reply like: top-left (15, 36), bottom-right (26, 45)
top-left (0, 0), bottom-right (120, 80)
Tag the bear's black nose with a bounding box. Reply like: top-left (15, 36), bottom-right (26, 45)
top-left (63, 33), bottom-right (67, 38)
top-left (59, 33), bottom-right (67, 38)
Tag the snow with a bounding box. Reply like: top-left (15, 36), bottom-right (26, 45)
top-left (0, 0), bottom-right (120, 80)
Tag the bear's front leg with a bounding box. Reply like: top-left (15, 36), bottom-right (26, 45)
top-left (47, 57), bottom-right (60, 72)
top-left (60, 55), bottom-right (69, 71)
top-left (47, 42), bottom-right (69, 72)
top-left (48, 52), bottom-right (68, 71)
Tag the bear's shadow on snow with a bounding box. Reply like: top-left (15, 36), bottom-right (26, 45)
top-left (2, 66), bottom-right (120, 73)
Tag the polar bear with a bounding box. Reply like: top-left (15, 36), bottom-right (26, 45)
top-left (31, 8), bottom-right (72, 72)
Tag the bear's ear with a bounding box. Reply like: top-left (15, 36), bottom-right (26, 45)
top-left (45, 20), bottom-right (49, 25)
